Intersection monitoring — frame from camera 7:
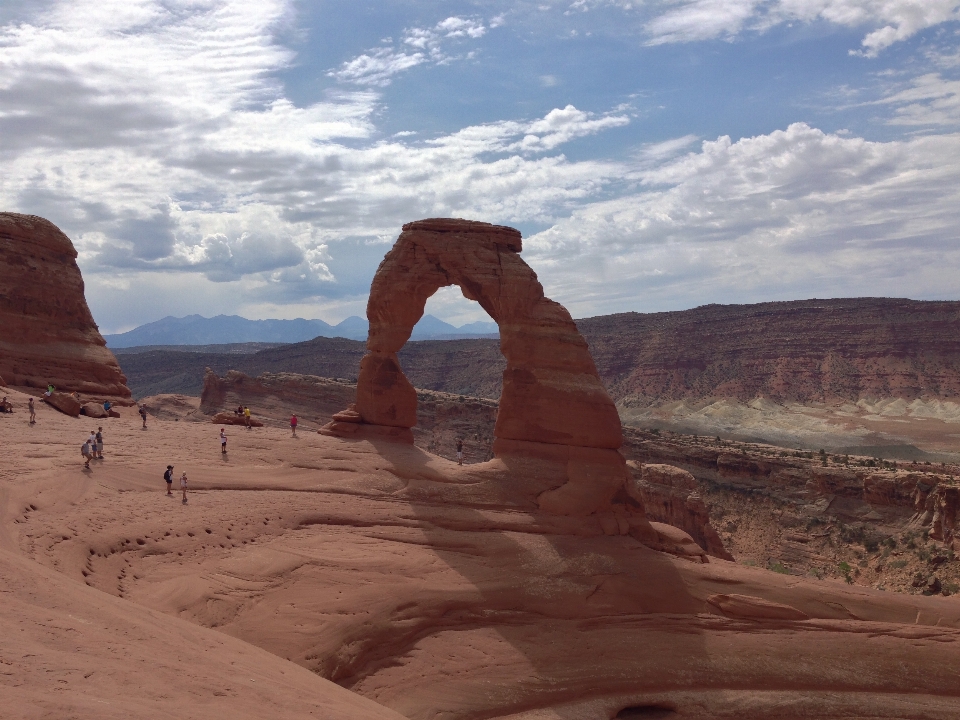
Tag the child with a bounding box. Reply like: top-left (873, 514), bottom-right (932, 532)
top-left (81, 439), bottom-right (92, 469)
top-left (290, 414), bottom-right (298, 437)
top-left (164, 465), bottom-right (174, 495)
top-left (180, 472), bottom-right (188, 504)
top-left (220, 428), bottom-right (227, 454)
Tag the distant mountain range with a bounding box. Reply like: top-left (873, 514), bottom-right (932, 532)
top-left (103, 313), bottom-right (499, 347)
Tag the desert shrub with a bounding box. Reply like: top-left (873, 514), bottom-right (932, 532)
top-left (889, 559), bottom-right (908, 569)
top-left (943, 581), bottom-right (959, 596)
top-left (769, 562), bottom-right (790, 574)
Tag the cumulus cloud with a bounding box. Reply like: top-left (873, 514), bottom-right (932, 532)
top-left (328, 15), bottom-right (493, 86)
top-left (0, 0), bottom-right (632, 329)
top-left (526, 123), bottom-right (960, 315)
top-left (644, 0), bottom-right (960, 56)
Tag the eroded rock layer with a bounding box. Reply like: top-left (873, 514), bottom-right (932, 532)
top-left (0, 213), bottom-right (131, 400)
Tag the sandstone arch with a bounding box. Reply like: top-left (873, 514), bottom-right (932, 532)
top-left (329, 218), bottom-right (630, 515)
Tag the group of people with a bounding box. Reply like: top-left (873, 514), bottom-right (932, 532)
top-left (163, 464), bottom-right (189, 503)
top-left (234, 405), bottom-right (253, 429)
top-left (80, 427), bottom-right (105, 469)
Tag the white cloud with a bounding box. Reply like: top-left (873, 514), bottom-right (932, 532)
top-left (878, 72), bottom-right (960, 125)
top-left (527, 123), bottom-right (960, 315)
top-left (0, 0), bottom-right (634, 331)
top-left (329, 15), bottom-right (493, 86)
top-left (644, 1), bottom-right (960, 55)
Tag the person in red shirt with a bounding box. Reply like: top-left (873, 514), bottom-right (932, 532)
top-left (290, 414), bottom-right (298, 437)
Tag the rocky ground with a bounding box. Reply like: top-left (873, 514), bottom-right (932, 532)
top-left (5, 385), bottom-right (960, 718)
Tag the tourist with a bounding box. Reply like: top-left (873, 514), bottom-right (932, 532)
top-left (44, 384), bottom-right (54, 397)
top-left (456, 437), bottom-right (464, 466)
top-left (0, 396), bottom-right (11, 413)
top-left (164, 465), bottom-right (174, 495)
top-left (220, 428), bottom-right (227, 454)
top-left (244, 406), bottom-right (251, 430)
top-left (95, 426), bottom-right (104, 459)
top-left (180, 472), bottom-right (188, 504)
top-left (103, 400), bottom-right (111, 412)
top-left (81, 438), bottom-right (92, 469)
top-left (88, 430), bottom-right (97, 456)
top-left (236, 404), bottom-right (244, 416)
top-left (28, 397), bottom-right (36, 424)
top-left (139, 404), bottom-right (148, 428)
top-left (290, 414), bottom-right (298, 437)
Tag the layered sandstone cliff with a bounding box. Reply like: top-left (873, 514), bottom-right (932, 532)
top-left (0, 213), bottom-right (130, 400)
top-left (580, 298), bottom-right (960, 404)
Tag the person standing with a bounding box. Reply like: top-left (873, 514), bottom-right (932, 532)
top-left (139, 404), bottom-right (148, 428)
top-left (243, 406), bottom-right (251, 430)
top-left (456, 437), bottom-right (464, 466)
top-left (290, 414), bottom-right (298, 437)
top-left (28, 397), bottom-right (36, 424)
top-left (180, 472), bottom-right (188, 504)
top-left (95, 427), bottom-right (104, 459)
top-left (81, 438), bottom-right (92, 469)
top-left (220, 428), bottom-right (227, 454)
top-left (164, 465), bottom-right (174, 495)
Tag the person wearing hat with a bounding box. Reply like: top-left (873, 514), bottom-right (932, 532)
top-left (163, 465), bottom-right (174, 496)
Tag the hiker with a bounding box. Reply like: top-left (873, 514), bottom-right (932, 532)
top-left (81, 438), bottom-right (92, 469)
top-left (45, 384), bottom-right (54, 397)
top-left (103, 400), bottom-right (111, 412)
top-left (456, 438), bottom-right (464, 466)
top-left (28, 397), bottom-right (36, 424)
top-left (87, 431), bottom-right (98, 458)
top-left (139, 404), bottom-right (148, 428)
top-left (180, 472), bottom-right (188, 504)
top-left (290, 414), bottom-right (298, 437)
top-left (0, 396), bottom-right (11, 413)
top-left (95, 426), bottom-right (104, 459)
top-left (220, 428), bottom-right (227, 454)
top-left (164, 465), bottom-right (174, 495)
top-left (243, 406), bottom-right (251, 429)
top-left (235, 404), bottom-right (244, 416)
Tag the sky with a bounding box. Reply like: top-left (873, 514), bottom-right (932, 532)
top-left (2, 0), bottom-right (959, 333)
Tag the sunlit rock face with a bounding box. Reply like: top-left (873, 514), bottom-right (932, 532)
top-left (0, 212), bottom-right (131, 400)
top-left (328, 218), bottom-right (627, 515)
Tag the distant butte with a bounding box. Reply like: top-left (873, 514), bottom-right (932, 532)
top-left (0, 212), bottom-right (131, 401)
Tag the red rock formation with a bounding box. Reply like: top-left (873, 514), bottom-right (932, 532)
top-left (326, 218), bottom-right (627, 516)
top-left (580, 298), bottom-right (960, 404)
top-left (42, 391), bottom-right (81, 417)
top-left (0, 213), bottom-right (131, 400)
top-left (627, 462), bottom-right (733, 559)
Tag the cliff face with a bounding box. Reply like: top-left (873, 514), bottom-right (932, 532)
top-left (0, 212), bottom-right (130, 399)
top-left (578, 298), bottom-right (960, 403)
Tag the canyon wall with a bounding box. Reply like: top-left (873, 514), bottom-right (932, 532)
top-left (0, 213), bottom-right (131, 400)
top-left (580, 298), bottom-right (960, 404)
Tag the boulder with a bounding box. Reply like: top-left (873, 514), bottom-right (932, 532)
top-left (0, 213), bottom-right (131, 401)
top-left (81, 402), bottom-right (109, 418)
top-left (42, 392), bottom-right (81, 417)
top-left (211, 412), bottom-right (263, 428)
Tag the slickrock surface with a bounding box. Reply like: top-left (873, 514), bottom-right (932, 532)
top-left (328, 219), bottom-right (627, 517)
top-left (192, 368), bottom-right (497, 464)
top-left (4, 385), bottom-right (960, 719)
top-left (0, 213), bottom-right (131, 401)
